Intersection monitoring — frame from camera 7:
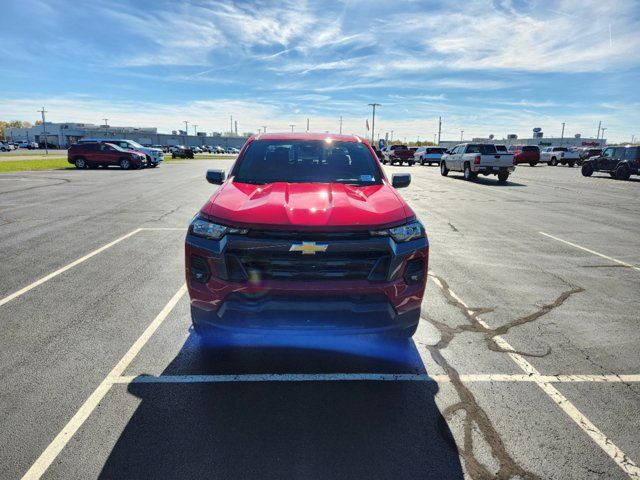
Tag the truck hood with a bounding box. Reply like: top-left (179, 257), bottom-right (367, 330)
top-left (201, 181), bottom-right (412, 229)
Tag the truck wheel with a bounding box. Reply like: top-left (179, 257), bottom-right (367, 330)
top-left (74, 157), bottom-right (87, 169)
top-left (463, 163), bottom-right (475, 180)
top-left (408, 161), bottom-right (414, 166)
top-left (440, 162), bottom-right (449, 176)
top-left (172, 153), bottom-right (177, 158)
top-left (497, 170), bottom-right (509, 183)
top-left (568, 161), bottom-right (575, 168)
top-left (581, 163), bottom-right (594, 177)
top-left (609, 172), bottom-right (616, 178)
top-left (550, 157), bottom-right (558, 166)
top-left (119, 158), bottom-right (132, 170)
top-left (529, 162), bottom-right (536, 167)
top-left (615, 164), bottom-right (631, 181)
top-left (420, 157), bottom-right (425, 165)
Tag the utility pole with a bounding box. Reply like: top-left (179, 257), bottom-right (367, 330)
top-left (339, 116), bottom-right (343, 134)
top-left (38, 107), bottom-right (47, 154)
top-left (183, 121), bottom-right (189, 145)
top-left (289, 124), bottom-right (295, 132)
top-left (560, 122), bottom-right (565, 146)
top-left (193, 124), bottom-right (198, 136)
top-left (262, 126), bottom-right (267, 133)
top-left (230, 115), bottom-right (233, 135)
top-left (234, 121), bottom-right (238, 136)
top-left (601, 128), bottom-right (607, 143)
top-left (102, 118), bottom-right (108, 128)
top-left (596, 120), bottom-right (601, 140)
top-left (306, 118), bottom-right (310, 132)
top-left (368, 103), bottom-right (381, 146)
top-left (390, 130), bottom-right (394, 143)
top-left (460, 130), bottom-right (464, 142)
top-left (437, 116), bottom-right (442, 145)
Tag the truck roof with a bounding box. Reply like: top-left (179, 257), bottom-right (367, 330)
top-left (252, 132), bottom-right (366, 143)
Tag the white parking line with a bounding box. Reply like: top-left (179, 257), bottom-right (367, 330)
top-left (429, 275), bottom-right (640, 479)
top-left (21, 284), bottom-right (187, 480)
top-left (540, 231), bottom-right (640, 272)
top-left (109, 373), bottom-right (640, 384)
top-left (0, 228), bottom-right (143, 308)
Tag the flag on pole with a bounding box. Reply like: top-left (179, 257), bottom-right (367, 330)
top-left (366, 119), bottom-right (370, 131)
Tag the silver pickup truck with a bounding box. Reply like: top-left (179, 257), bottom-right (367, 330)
top-left (440, 143), bottom-right (515, 182)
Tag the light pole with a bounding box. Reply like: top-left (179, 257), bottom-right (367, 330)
top-left (560, 122), bottom-right (565, 146)
top-left (601, 127), bottom-right (607, 143)
top-left (193, 124), bottom-right (198, 136)
top-left (437, 116), bottom-right (442, 145)
top-left (390, 130), bottom-right (394, 143)
top-left (262, 126), bottom-right (267, 133)
top-left (102, 118), bottom-right (109, 128)
top-left (183, 121), bottom-right (189, 145)
top-left (339, 116), bottom-right (343, 134)
top-left (37, 107), bottom-right (47, 154)
top-left (368, 103), bottom-right (381, 146)
top-left (460, 130), bottom-right (464, 141)
top-left (289, 124), bottom-right (295, 132)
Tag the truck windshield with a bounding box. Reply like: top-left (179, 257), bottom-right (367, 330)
top-left (234, 140), bottom-right (381, 185)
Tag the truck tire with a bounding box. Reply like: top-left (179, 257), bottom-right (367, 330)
top-left (497, 170), bottom-right (509, 183)
top-left (408, 161), bottom-right (414, 166)
top-left (581, 163), bottom-right (594, 177)
top-left (440, 161), bottom-right (449, 176)
top-left (463, 163), bottom-right (476, 181)
top-left (529, 162), bottom-right (536, 167)
top-left (420, 157), bottom-right (425, 165)
top-left (74, 157), bottom-right (87, 169)
top-left (615, 164), bottom-right (631, 181)
top-left (550, 157), bottom-right (558, 166)
top-left (567, 161), bottom-right (575, 168)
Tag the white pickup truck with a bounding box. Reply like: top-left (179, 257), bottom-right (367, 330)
top-left (540, 146), bottom-right (580, 167)
top-left (440, 143), bottom-right (515, 182)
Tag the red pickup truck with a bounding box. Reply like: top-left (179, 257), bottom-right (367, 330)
top-left (382, 145), bottom-right (415, 166)
top-left (185, 133), bottom-right (429, 337)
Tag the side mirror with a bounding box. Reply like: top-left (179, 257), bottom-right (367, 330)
top-left (206, 169), bottom-right (225, 185)
top-left (392, 173), bottom-right (411, 188)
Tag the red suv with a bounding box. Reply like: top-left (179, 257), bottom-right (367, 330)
top-left (67, 142), bottom-right (147, 169)
top-left (185, 133), bottom-right (429, 337)
top-left (509, 145), bottom-right (540, 166)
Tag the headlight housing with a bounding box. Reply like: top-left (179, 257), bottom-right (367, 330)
top-left (371, 221), bottom-right (425, 243)
top-left (189, 216), bottom-right (247, 240)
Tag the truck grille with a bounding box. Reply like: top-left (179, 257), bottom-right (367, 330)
top-left (226, 251), bottom-right (389, 282)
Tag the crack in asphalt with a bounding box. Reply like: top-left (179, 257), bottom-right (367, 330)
top-left (448, 221), bottom-right (459, 232)
top-left (422, 273), bottom-right (585, 479)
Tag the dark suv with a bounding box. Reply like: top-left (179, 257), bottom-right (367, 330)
top-left (581, 146), bottom-right (640, 180)
top-left (67, 142), bottom-right (147, 169)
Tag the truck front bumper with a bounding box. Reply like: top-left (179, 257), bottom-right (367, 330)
top-left (185, 232), bottom-right (428, 335)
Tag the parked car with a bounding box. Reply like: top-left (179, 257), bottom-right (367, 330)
top-left (581, 146), bottom-right (640, 180)
top-left (510, 145), bottom-right (540, 166)
top-left (67, 142), bottom-right (147, 169)
top-left (192, 146), bottom-right (203, 154)
top-left (186, 132), bottom-right (428, 337)
top-left (540, 146), bottom-right (580, 167)
top-left (18, 141), bottom-right (38, 149)
top-left (578, 148), bottom-right (602, 165)
top-left (79, 139), bottom-right (163, 167)
top-left (0, 141), bottom-right (14, 151)
top-left (213, 145), bottom-right (225, 154)
top-left (171, 146), bottom-right (194, 159)
top-left (413, 147), bottom-right (446, 166)
top-left (382, 145), bottom-right (415, 165)
top-left (440, 143), bottom-right (515, 182)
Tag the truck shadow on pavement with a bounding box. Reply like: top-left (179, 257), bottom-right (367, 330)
top-left (99, 333), bottom-right (464, 479)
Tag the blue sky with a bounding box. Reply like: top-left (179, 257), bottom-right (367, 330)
top-left (1, 0), bottom-right (639, 142)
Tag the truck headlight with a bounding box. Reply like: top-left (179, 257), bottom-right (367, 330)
top-left (189, 216), bottom-right (247, 240)
top-left (370, 221), bottom-right (425, 243)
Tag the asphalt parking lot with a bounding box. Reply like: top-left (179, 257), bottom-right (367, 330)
top-left (0, 161), bottom-right (639, 479)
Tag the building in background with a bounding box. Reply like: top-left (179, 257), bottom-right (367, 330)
top-left (3, 122), bottom-right (248, 149)
top-left (438, 128), bottom-right (606, 149)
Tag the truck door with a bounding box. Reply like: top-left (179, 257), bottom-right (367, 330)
top-left (599, 147), bottom-right (616, 171)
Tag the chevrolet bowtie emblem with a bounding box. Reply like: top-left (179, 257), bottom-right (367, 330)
top-left (289, 241), bottom-right (328, 255)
